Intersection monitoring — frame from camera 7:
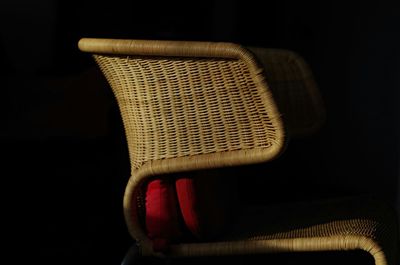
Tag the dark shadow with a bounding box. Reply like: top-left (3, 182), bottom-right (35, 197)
top-left (139, 250), bottom-right (374, 265)
top-left (1, 0), bottom-right (398, 264)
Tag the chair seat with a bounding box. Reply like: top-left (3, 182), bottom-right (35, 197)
top-left (169, 197), bottom-right (398, 265)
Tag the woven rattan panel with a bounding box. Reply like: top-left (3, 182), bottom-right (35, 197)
top-left (94, 55), bottom-right (280, 169)
top-left (248, 48), bottom-right (324, 136)
top-left (167, 198), bottom-right (397, 264)
top-left (223, 197), bottom-right (393, 240)
top-left (233, 218), bottom-right (382, 241)
top-left (220, 197), bottom-right (397, 260)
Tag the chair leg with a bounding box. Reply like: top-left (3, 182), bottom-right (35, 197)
top-left (121, 244), bottom-right (141, 265)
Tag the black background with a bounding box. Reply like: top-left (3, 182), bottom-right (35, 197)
top-left (1, 1), bottom-right (399, 264)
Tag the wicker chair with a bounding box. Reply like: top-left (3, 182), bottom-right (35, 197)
top-left (78, 38), bottom-right (399, 265)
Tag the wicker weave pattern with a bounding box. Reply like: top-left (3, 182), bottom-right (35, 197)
top-left (169, 198), bottom-right (398, 265)
top-left (232, 219), bottom-right (380, 240)
top-left (248, 48), bottom-right (325, 137)
top-left (241, 219), bottom-right (381, 241)
top-left (94, 55), bottom-right (280, 169)
top-left (223, 197), bottom-right (392, 241)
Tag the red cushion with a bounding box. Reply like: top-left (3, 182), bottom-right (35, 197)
top-left (175, 177), bottom-right (201, 237)
top-left (175, 170), bottom-right (235, 239)
top-left (145, 179), bottom-right (182, 251)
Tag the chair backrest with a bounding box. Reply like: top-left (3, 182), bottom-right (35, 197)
top-left (79, 38), bottom-right (286, 173)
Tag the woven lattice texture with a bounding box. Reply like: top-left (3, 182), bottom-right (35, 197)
top-left (248, 48), bottom-right (325, 137)
top-left (94, 55), bottom-right (280, 169)
top-left (223, 198), bottom-right (394, 241)
top-left (170, 197), bottom-right (398, 265)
